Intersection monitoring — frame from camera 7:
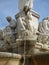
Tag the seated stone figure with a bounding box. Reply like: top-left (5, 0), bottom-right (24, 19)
top-left (3, 16), bottom-right (16, 52)
top-left (37, 17), bottom-right (49, 44)
top-left (6, 16), bottom-right (17, 41)
top-left (38, 17), bottom-right (49, 33)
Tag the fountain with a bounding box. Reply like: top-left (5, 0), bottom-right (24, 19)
top-left (0, 0), bottom-right (49, 65)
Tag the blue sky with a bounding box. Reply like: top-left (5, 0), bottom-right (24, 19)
top-left (0, 0), bottom-right (49, 29)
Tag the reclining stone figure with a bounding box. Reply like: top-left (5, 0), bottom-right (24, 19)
top-left (6, 16), bottom-right (17, 38)
top-left (38, 17), bottom-right (49, 33)
top-left (37, 17), bottom-right (49, 51)
top-left (33, 17), bottom-right (49, 52)
top-left (3, 16), bottom-right (17, 52)
top-left (3, 26), bottom-right (16, 52)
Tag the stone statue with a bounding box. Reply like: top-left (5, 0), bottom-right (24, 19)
top-left (3, 26), bottom-right (15, 44)
top-left (18, 0), bottom-right (33, 11)
top-left (25, 11), bottom-right (38, 33)
top-left (3, 25), bottom-right (16, 52)
top-left (38, 17), bottom-right (49, 33)
top-left (2, 16), bottom-right (18, 52)
top-left (16, 17), bottom-right (26, 31)
top-left (6, 16), bottom-right (16, 29)
top-left (3, 26), bottom-right (12, 36)
top-left (6, 16), bottom-right (17, 40)
top-left (37, 17), bottom-right (49, 51)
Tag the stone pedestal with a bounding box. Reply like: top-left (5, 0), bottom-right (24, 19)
top-left (16, 39), bottom-right (36, 55)
top-left (15, 10), bottom-right (40, 65)
top-left (15, 10), bottom-right (39, 39)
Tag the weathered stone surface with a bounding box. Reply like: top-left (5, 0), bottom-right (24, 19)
top-left (0, 29), bottom-right (6, 51)
top-left (0, 52), bottom-right (22, 65)
top-left (32, 52), bottom-right (49, 65)
top-left (0, 58), bottom-right (21, 65)
top-left (3, 26), bottom-right (13, 36)
top-left (2, 26), bottom-right (16, 52)
top-left (34, 42), bottom-right (49, 53)
top-left (25, 11), bottom-right (39, 33)
top-left (3, 26), bottom-right (15, 43)
top-left (16, 39), bottom-right (36, 55)
top-left (0, 29), bottom-right (3, 40)
top-left (0, 41), bottom-right (5, 49)
top-left (37, 35), bottom-right (48, 44)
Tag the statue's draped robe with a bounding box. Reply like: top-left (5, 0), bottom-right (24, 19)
top-left (18, 0), bottom-right (33, 11)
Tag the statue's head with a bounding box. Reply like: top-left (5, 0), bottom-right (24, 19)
top-left (43, 17), bottom-right (49, 28)
top-left (6, 16), bottom-right (12, 22)
top-left (43, 17), bottom-right (49, 21)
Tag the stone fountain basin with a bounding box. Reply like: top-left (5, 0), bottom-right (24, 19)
top-left (0, 52), bottom-right (22, 65)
